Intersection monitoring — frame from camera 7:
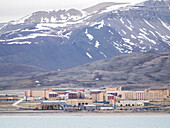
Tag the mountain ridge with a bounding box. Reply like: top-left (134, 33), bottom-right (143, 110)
top-left (0, 0), bottom-right (169, 71)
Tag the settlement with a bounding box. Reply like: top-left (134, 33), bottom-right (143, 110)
top-left (21, 86), bottom-right (170, 112)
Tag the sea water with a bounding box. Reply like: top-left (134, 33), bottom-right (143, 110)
top-left (0, 115), bottom-right (170, 128)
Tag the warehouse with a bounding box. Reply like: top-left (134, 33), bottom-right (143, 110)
top-left (116, 101), bottom-right (149, 107)
top-left (0, 94), bottom-right (18, 101)
top-left (81, 105), bottom-right (96, 111)
top-left (66, 99), bottom-right (93, 107)
top-left (41, 101), bottom-right (66, 110)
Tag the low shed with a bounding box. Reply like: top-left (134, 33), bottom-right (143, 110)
top-left (81, 105), bottom-right (96, 111)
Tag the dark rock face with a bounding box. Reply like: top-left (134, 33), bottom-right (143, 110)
top-left (0, 0), bottom-right (169, 70)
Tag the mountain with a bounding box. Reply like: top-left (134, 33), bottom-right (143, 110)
top-left (83, 2), bottom-right (126, 13)
top-left (0, 63), bottom-right (46, 77)
top-left (0, 0), bottom-right (170, 71)
top-left (0, 52), bottom-right (169, 90)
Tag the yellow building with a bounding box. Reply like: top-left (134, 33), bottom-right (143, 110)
top-left (145, 88), bottom-right (169, 99)
top-left (0, 94), bottom-right (18, 101)
top-left (90, 90), bottom-right (104, 102)
top-left (116, 101), bottom-right (146, 107)
top-left (91, 92), bottom-right (105, 102)
top-left (25, 89), bottom-right (49, 101)
top-left (121, 90), bottom-right (164, 101)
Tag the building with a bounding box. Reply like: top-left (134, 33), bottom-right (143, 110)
top-left (24, 89), bottom-right (49, 101)
top-left (49, 92), bottom-right (58, 98)
top-left (65, 91), bottom-right (85, 100)
top-left (145, 88), bottom-right (169, 99)
top-left (48, 88), bottom-right (85, 95)
top-left (121, 91), bottom-right (144, 100)
top-left (116, 101), bottom-right (147, 107)
top-left (106, 91), bottom-right (122, 100)
top-left (66, 99), bottom-right (93, 107)
top-left (48, 88), bottom-right (68, 95)
top-left (90, 90), bottom-right (104, 102)
top-left (41, 101), bottom-right (66, 110)
top-left (121, 90), bottom-right (164, 101)
top-left (90, 86), bottom-right (122, 103)
top-left (0, 94), bottom-right (18, 101)
top-left (81, 105), bottom-right (96, 111)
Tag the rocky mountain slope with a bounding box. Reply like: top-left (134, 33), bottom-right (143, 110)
top-left (0, 63), bottom-right (46, 77)
top-left (0, 0), bottom-right (169, 70)
top-left (0, 52), bottom-right (169, 90)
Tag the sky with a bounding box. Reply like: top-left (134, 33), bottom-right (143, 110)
top-left (0, 0), bottom-right (146, 23)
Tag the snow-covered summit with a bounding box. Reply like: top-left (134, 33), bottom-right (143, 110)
top-left (0, 0), bottom-right (169, 70)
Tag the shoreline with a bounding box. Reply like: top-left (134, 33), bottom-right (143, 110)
top-left (1, 110), bottom-right (170, 116)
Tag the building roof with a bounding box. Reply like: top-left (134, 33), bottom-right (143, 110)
top-left (67, 92), bottom-right (78, 94)
top-left (151, 89), bottom-right (168, 90)
top-left (119, 100), bottom-right (149, 103)
top-left (83, 105), bottom-right (96, 107)
top-left (107, 91), bottom-right (121, 93)
top-left (0, 94), bottom-right (18, 97)
top-left (49, 92), bottom-right (58, 94)
top-left (52, 88), bottom-right (84, 91)
top-left (52, 88), bottom-right (68, 91)
top-left (121, 91), bottom-right (144, 93)
top-left (90, 90), bottom-right (102, 92)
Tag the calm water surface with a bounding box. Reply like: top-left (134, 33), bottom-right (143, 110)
top-left (0, 115), bottom-right (170, 128)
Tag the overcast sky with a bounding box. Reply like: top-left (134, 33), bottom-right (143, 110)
top-left (0, 0), bottom-right (145, 23)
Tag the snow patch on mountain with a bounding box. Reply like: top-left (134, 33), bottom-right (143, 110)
top-left (100, 51), bottom-right (107, 58)
top-left (138, 33), bottom-right (157, 44)
top-left (131, 35), bottom-right (137, 39)
top-left (98, 3), bottom-right (130, 14)
top-left (86, 52), bottom-right (93, 59)
top-left (122, 38), bottom-right (136, 46)
top-left (95, 20), bottom-right (105, 29)
top-left (149, 30), bottom-right (157, 38)
top-left (95, 41), bottom-right (100, 48)
top-left (144, 19), bottom-right (155, 29)
top-left (85, 29), bottom-right (94, 41)
top-left (159, 19), bottom-right (170, 31)
top-left (139, 28), bottom-right (149, 35)
top-left (7, 41), bottom-right (31, 45)
top-left (122, 30), bottom-right (127, 35)
top-left (0, 33), bottom-right (57, 42)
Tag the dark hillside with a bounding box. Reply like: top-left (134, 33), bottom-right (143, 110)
top-left (0, 52), bottom-right (169, 90)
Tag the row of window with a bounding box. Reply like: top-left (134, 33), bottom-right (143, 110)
top-left (78, 103), bottom-right (88, 106)
top-left (0, 99), bottom-right (18, 101)
top-left (118, 104), bottom-right (143, 107)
